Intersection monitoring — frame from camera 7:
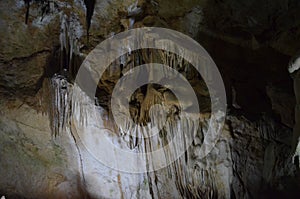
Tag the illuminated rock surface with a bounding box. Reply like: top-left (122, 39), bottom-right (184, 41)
top-left (0, 0), bottom-right (300, 198)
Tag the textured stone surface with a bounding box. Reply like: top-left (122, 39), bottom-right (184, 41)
top-left (1, 84), bottom-right (298, 198)
top-left (0, 0), bottom-right (299, 198)
top-left (0, 102), bottom-right (87, 199)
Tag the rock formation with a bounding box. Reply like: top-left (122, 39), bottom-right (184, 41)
top-left (0, 0), bottom-right (300, 198)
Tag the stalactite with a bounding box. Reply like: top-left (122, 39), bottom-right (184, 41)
top-left (46, 45), bottom-right (231, 198)
top-left (49, 74), bottom-right (71, 136)
top-left (59, 12), bottom-right (82, 80)
top-left (24, 0), bottom-right (30, 24)
top-left (83, 0), bottom-right (96, 42)
top-left (23, 0), bottom-right (54, 24)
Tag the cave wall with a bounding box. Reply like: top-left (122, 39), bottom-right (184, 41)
top-left (0, 0), bottom-right (300, 198)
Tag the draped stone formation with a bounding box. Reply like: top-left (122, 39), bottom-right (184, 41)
top-left (1, 0), bottom-right (300, 198)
